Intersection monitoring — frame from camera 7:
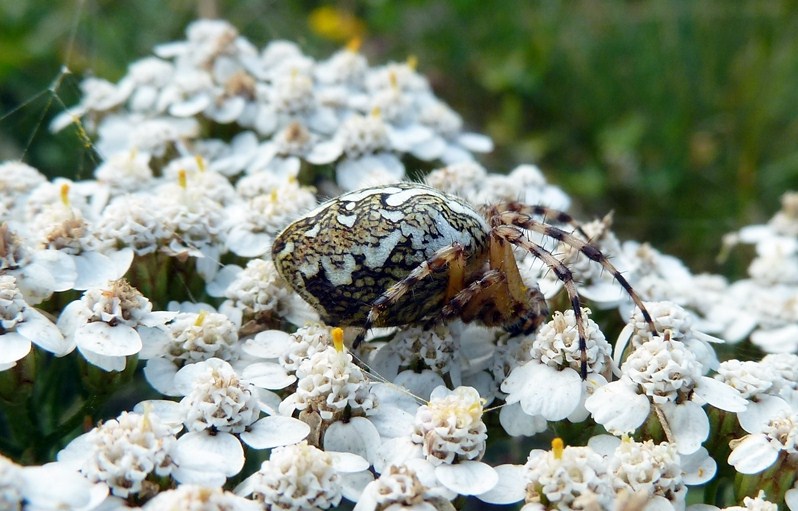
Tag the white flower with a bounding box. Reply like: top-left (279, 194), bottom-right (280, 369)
top-left (0, 275), bottom-right (69, 370)
top-left (523, 440), bottom-right (614, 511)
top-left (355, 464), bottom-right (455, 511)
top-left (169, 358), bottom-right (310, 485)
top-left (724, 490), bottom-right (779, 511)
top-left (502, 309), bottom-right (610, 422)
top-left (0, 161), bottom-right (47, 217)
top-left (143, 484), bottom-right (260, 511)
top-left (211, 258), bottom-right (318, 331)
top-left (141, 310), bottom-right (241, 395)
top-left (29, 202), bottom-right (133, 290)
top-left (57, 279), bottom-right (174, 372)
top-left (93, 150), bottom-right (154, 194)
top-left (1, 223), bottom-right (76, 305)
top-left (1, 453), bottom-right (106, 511)
top-left (225, 178), bottom-right (316, 257)
top-left (728, 410), bottom-right (798, 474)
top-left (586, 335), bottom-right (746, 454)
top-left (608, 437), bottom-right (687, 508)
top-left (95, 193), bottom-right (168, 255)
top-left (57, 410), bottom-right (175, 498)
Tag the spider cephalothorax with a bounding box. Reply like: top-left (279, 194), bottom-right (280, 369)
top-left (271, 182), bottom-right (657, 378)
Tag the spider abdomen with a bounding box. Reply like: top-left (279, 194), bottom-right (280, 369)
top-left (272, 183), bottom-right (490, 326)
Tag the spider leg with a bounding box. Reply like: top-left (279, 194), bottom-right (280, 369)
top-left (495, 211), bottom-right (659, 338)
top-left (484, 203), bottom-right (590, 239)
top-left (352, 243), bottom-right (467, 349)
top-left (493, 225), bottom-right (591, 379)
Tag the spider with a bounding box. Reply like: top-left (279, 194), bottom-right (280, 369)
top-left (271, 182), bottom-right (657, 378)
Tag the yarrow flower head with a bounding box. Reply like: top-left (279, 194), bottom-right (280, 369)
top-left (143, 484), bottom-right (260, 511)
top-left (356, 464), bottom-right (455, 511)
top-left (168, 358), bottom-right (310, 485)
top-left (523, 439), bottom-right (614, 511)
top-left (235, 441), bottom-right (343, 511)
top-left (608, 437), bottom-right (686, 509)
top-left (57, 278), bottom-right (174, 372)
top-left (586, 332), bottom-right (747, 454)
top-left (412, 386), bottom-right (487, 466)
top-left (502, 308), bottom-right (610, 423)
top-left (141, 309), bottom-right (241, 395)
top-left (57, 410), bottom-right (176, 498)
top-left (728, 410), bottom-right (798, 475)
top-left (0, 275), bottom-right (68, 370)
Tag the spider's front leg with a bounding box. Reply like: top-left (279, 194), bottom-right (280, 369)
top-left (494, 211), bottom-right (659, 338)
top-left (351, 243), bottom-right (468, 349)
top-left (493, 225), bottom-right (593, 379)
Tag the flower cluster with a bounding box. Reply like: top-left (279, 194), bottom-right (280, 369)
top-left (1, 17), bottom-right (798, 511)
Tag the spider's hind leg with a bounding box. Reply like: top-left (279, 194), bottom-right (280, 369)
top-left (352, 243), bottom-right (468, 349)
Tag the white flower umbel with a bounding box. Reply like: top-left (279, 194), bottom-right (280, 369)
top-left (523, 439), bottom-right (614, 511)
top-left (236, 441), bottom-right (348, 511)
top-left (728, 410), bottom-right (798, 474)
top-left (57, 410), bottom-right (175, 498)
top-left (0, 161), bottom-right (47, 217)
top-left (586, 334), bottom-right (747, 455)
top-left (502, 309), bottom-right (610, 423)
top-left (211, 258), bottom-right (318, 331)
top-left (725, 490), bottom-right (779, 511)
top-left (380, 324), bottom-right (457, 400)
top-left (57, 279), bottom-right (174, 372)
top-left (0, 275), bottom-right (69, 370)
top-left (143, 484), bottom-right (260, 511)
top-left (714, 359), bottom-right (791, 435)
top-left (406, 386), bottom-right (498, 496)
top-left (95, 193), bottom-right (168, 256)
top-left (141, 310), bottom-right (241, 395)
top-left (171, 358), bottom-right (310, 485)
top-left (355, 464), bottom-right (456, 511)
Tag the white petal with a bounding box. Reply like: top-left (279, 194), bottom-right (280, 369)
top-left (393, 369), bottom-right (445, 401)
top-left (368, 405), bottom-right (415, 439)
top-left (133, 399), bottom-right (184, 429)
top-left (728, 434), bottom-right (779, 474)
top-left (752, 324), bottom-right (798, 353)
top-left (328, 451), bottom-right (371, 472)
top-left (739, 395), bottom-right (792, 434)
top-left (340, 470), bottom-right (374, 504)
top-left (435, 461), bottom-right (498, 495)
top-left (205, 264), bottom-right (242, 297)
top-left (242, 362), bottom-right (295, 389)
top-left (239, 415), bottom-right (309, 449)
top-left (17, 309), bottom-right (68, 356)
top-left (173, 431), bottom-right (244, 480)
top-left (456, 132), bottom-right (493, 153)
top-left (681, 447), bottom-right (717, 485)
top-left (20, 462), bottom-right (95, 509)
top-left (75, 322), bottom-right (141, 357)
top-left (661, 401), bottom-right (709, 455)
top-left (243, 330), bottom-right (294, 358)
top-left (585, 380), bottom-right (650, 434)
top-left (323, 417), bottom-right (381, 465)
top-left (476, 464), bottom-right (526, 504)
top-left (695, 376), bottom-right (748, 412)
top-left (72, 252), bottom-right (118, 290)
top-left (374, 437), bottom-right (422, 474)
top-left (34, 249), bottom-right (77, 292)
top-left (79, 350), bottom-right (128, 372)
top-left (409, 136), bottom-right (447, 161)
top-left (499, 403), bottom-right (548, 437)
top-left (143, 358), bottom-right (181, 396)
top-left (306, 140), bottom-right (343, 165)
top-left (226, 229), bottom-right (271, 258)
top-left (786, 488), bottom-right (798, 511)
top-left (0, 331), bottom-right (32, 364)
top-left (514, 364), bottom-right (582, 421)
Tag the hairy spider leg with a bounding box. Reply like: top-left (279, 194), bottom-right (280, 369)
top-left (351, 243), bottom-right (468, 349)
top-left (494, 211), bottom-right (659, 338)
top-left (484, 203), bottom-right (590, 240)
top-left (493, 225), bottom-right (593, 379)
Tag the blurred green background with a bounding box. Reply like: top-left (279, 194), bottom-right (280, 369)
top-left (2, 0), bottom-right (798, 275)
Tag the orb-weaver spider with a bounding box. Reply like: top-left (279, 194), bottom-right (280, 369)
top-left (272, 182), bottom-right (657, 378)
